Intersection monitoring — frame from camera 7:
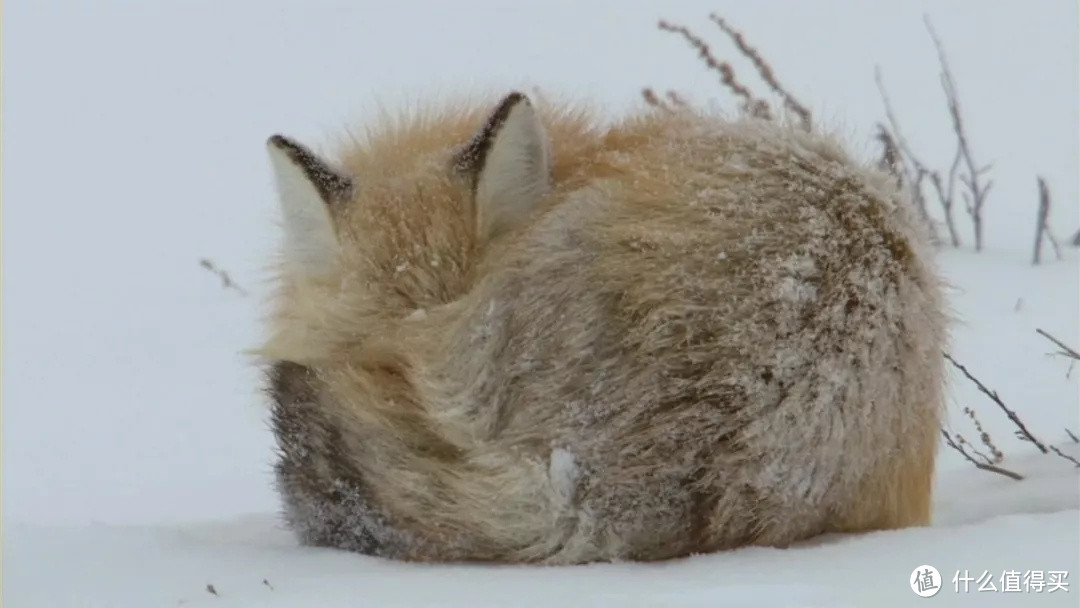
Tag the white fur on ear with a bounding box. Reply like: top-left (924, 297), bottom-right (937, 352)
top-left (266, 135), bottom-right (352, 277)
top-left (473, 95), bottom-right (552, 239)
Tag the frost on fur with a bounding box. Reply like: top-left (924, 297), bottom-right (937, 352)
top-left (260, 92), bottom-right (948, 565)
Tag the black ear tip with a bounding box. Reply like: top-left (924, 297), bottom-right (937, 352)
top-left (267, 134), bottom-right (290, 149)
top-left (485, 92), bottom-right (531, 127)
top-left (502, 91), bottom-right (529, 108)
top-left (267, 135), bottom-right (312, 160)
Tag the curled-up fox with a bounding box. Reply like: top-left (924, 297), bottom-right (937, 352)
top-left (257, 91), bottom-right (947, 564)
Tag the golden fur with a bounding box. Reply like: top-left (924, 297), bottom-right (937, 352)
top-left (258, 93), bottom-right (948, 564)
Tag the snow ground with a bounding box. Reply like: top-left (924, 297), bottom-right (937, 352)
top-left (6, 445), bottom-right (1078, 608)
top-left (3, 0), bottom-right (1078, 606)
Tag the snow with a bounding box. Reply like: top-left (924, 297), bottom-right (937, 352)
top-left (549, 447), bottom-right (580, 503)
top-left (7, 447), bottom-right (1078, 607)
top-left (3, 0), bottom-right (1077, 606)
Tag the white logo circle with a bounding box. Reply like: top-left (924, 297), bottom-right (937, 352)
top-left (910, 565), bottom-right (942, 597)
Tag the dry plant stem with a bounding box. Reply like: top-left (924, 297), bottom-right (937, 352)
top-left (199, 258), bottom-right (249, 296)
top-left (1066, 429), bottom-right (1080, 444)
top-left (1035, 329), bottom-right (1080, 360)
top-left (874, 68), bottom-right (958, 246)
top-left (925, 15), bottom-right (991, 251)
top-left (927, 144), bottom-right (963, 247)
top-left (1032, 178), bottom-right (1061, 264)
top-left (666, 90), bottom-right (688, 107)
top-left (707, 13), bottom-right (811, 130)
top-left (943, 353), bottom-right (1048, 454)
top-left (641, 88), bottom-right (668, 110)
top-left (1033, 177), bottom-right (1051, 264)
top-left (658, 19), bottom-right (771, 119)
top-left (941, 430), bottom-right (1024, 480)
top-left (957, 433), bottom-right (994, 465)
top-left (874, 126), bottom-right (903, 184)
top-left (963, 406), bottom-right (1003, 464)
top-left (1048, 444), bottom-right (1080, 468)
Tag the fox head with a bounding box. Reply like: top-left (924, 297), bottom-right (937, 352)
top-left (261, 92), bottom-right (567, 363)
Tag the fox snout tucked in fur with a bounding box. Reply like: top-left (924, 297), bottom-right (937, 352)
top-left (257, 91), bottom-right (948, 564)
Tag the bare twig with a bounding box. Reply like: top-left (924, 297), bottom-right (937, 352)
top-left (707, 14), bottom-right (811, 130)
top-left (925, 15), bottom-right (991, 251)
top-left (927, 143), bottom-right (963, 248)
top-left (666, 90), bottom-right (688, 107)
top-left (956, 432), bottom-right (994, 465)
top-left (200, 258), bottom-right (249, 296)
top-left (941, 429), bottom-right (1024, 480)
top-left (641, 87), bottom-right (669, 110)
top-left (1035, 329), bottom-right (1080, 360)
top-left (1032, 178), bottom-right (1062, 264)
top-left (1022, 431), bottom-right (1080, 467)
top-left (658, 19), bottom-right (770, 119)
top-left (1033, 179), bottom-right (1049, 264)
top-left (1049, 445), bottom-right (1080, 468)
top-left (962, 406), bottom-right (1003, 464)
top-left (874, 69), bottom-right (954, 245)
top-left (642, 88), bottom-right (690, 112)
top-left (947, 351), bottom-right (1077, 467)
top-left (944, 353), bottom-right (1048, 453)
top-left (874, 125), bottom-right (903, 185)
top-left (1066, 429), bottom-right (1079, 444)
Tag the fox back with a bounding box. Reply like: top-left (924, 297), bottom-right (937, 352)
top-left (258, 92), bottom-right (947, 564)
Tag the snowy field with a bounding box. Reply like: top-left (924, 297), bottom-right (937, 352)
top-left (3, 1), bottom-right (1078, 606)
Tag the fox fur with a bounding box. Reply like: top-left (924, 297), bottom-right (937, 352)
top-left (257, 91), bottom-right (948, 565)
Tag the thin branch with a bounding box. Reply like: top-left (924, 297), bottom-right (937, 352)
top-left (1044, 182), bottom-right (1062, 261)
top-left (943, 353), bottom-right (1048, 453)
top-left (1066, 429), bottom-right (1080, 444)
top-left (708, 14), bottom-right (811, 130)
top-left (874, 125), bottom-right (903, 184)
top-left (666, 90), bottom-right (688, 107)
top-left (962, 406), bottom-right (1003, 464)
top-left (927, 142), bottom-right (963, 248)
top-left (925, 15), bottom-right (990, 251)
top-left (199, 258), bottom-right (249, 296)
top-left (641, 87), bottom-right (669, 110)
top-left (1032, 178), bottom-right (1062, 264)
top-left (1049, 444), bottom-right (1080, 468)
top-left (1022, 431), bottom-right (1080, 467)
top-left (658, 20), bottom-right (771, 119)
top-left (874, 68), bottom-right (954, 245)
top-left (1033, 177), bottom-right (1051, 264)
top-left (957, 433), bottom-right (995, 466)
top-left (941, 429), bottom-right (1024, 480)
top-left (1035, 329), bottom-right (1080, 360)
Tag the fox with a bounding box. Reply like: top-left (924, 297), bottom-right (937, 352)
top-left (256, 91), bottom-right (948, 565)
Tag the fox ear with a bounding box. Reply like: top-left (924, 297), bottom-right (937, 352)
top-left (454, 92), bottom-right (551, 240)
top-left (266, 135), bottom-right (353, 276)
